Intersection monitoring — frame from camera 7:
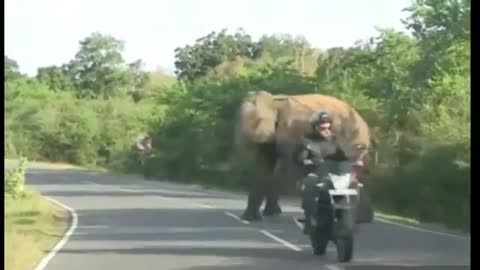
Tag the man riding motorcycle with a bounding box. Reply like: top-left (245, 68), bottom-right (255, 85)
top-left (293, 111), bottom-right (362, 235)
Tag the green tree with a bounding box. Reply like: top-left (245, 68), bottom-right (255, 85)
top-left (256, 34), bottom-right (320, 74)
top-left (402, 0), bottom-right (470, 41)
top-left (4, 56), bottom-right (22, 81)
top-left (67, 32), bottom-right (148, 99)
top-left (36, 65), bottom-right (74, 91)
top-left (174, 29), bottom-right (259, 81)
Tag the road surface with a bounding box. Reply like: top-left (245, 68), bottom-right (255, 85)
top-left (8, 161), bottom-right (471, 270)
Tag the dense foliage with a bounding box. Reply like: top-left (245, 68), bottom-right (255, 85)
top-left (4, 0), bottom-right (470, 231)
top-left (4, 158), bottom-right (28, 199)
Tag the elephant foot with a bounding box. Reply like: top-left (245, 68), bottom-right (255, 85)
top-left (263, 205), bottom-right (282, 217)
top-left (241, 210), bottom-right (263, 222)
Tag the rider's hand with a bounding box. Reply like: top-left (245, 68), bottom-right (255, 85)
top-left (354, 160), bottom-right (364, 167)
top-left (303, 159), bottom-right (314, 165)
top-left (312, 157), bottom-right (324, 165)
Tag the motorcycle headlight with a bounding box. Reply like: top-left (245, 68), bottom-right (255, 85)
top-left (328, 174), bottom-right (353, 190)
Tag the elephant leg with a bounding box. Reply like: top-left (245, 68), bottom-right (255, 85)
top-left (263, 160), bottom-right (282, 217)
top-left (262, 143), bottom-right (282, 217)
top-left (241, 142), bottom-right (276, 221)
top-left (263, 188), bottom-right (282, 216)
top-left (241, 177), bottom-right (264, 221)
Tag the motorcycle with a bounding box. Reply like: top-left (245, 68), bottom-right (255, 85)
top-left (296, 159), bottom-right (368, 262)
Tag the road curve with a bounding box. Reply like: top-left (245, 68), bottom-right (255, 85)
top-left (9, 161), bottom-right (470, 270)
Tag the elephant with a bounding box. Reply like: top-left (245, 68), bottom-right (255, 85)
top-left (233, 90), bottom-right (373, 221)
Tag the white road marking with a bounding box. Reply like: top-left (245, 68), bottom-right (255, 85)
top-left (117, 188), bottom-right (143, 193)
top-left (260, 230), bottom-right (302, 252)
top-left (76, 225), bottom-right (109, 229)
top-left (224, 211), bottom-right (250, 224)
top-left (374, 217), bottom-right (469, 240)
top-left (325, 265), bottom-right (343, 270)
top-left (33, 197), bottom-right (78, 270)
top-left (193, 203), bottom-right (215, 209)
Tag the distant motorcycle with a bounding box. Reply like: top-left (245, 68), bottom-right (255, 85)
top-left (128, 137), bottom-right (155, 178)
top-left (296, 159), bottom-right (371, 262)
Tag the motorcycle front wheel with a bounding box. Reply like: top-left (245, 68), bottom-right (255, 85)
top-left (310, 216), bottom-right (329, 255)
top-left (334, 209), bottom-right (355, 262)
top-left (336, 233), bottom-right (354, 262)
top-left (310, 205), bottom-right (333, 256)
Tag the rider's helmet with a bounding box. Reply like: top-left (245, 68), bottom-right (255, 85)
top-left (310, 111), bottom-right (333, 128)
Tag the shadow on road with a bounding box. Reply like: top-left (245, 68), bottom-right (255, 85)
top-left (56, 246), bottom-right (349, 270)
top-left (57, 246), bottom-right (312, 260)
top-left (56, 246), bottom-right (471, 269)
top-left (67, 208), bottom-right (277, 228)
top-left (26, 169), bottom-right (104, 185)
top-left (41, 190), bottom-right (230, 199)
top-left (26, 168), bottom-right (231, 199)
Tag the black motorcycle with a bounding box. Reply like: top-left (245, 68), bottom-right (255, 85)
top-left (297, 159), bottom-right (372, 262)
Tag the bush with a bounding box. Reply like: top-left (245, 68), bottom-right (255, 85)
top-left (5, 157), bottom-right (28, 199)
top-left (370, 144), bottom-right (470, 231)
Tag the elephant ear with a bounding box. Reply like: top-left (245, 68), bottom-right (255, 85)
top-left (254, 91), bottom-right (277, 122)
top-left (237, 90), bottom-right (278, 143)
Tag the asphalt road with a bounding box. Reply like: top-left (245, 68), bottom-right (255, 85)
top-left (7, 161), bottom-right (471, 270)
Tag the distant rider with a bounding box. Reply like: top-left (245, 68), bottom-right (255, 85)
top-left (136, 135), bottom-right (152, 152)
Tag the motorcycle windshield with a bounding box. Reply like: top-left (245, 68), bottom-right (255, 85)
top-left (316, 160), bottom-right (353, 176)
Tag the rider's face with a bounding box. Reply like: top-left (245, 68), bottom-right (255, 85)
top-left (315, 122), bottom-right (332, 139)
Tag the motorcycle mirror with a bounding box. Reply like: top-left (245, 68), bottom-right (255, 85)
top-left (355, 144), bottom-right (367, 150)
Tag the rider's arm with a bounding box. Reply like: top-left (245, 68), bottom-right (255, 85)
top-left (333, 146), bottom-right (350, 161)
top-left (292, 141), bottom-right (313, 167)
top-left (330, 141), bottom-right (363, 165)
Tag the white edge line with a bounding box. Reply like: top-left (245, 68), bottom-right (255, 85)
top-left (374, 217), bottom-right (469, 240)
top-left (194, 203), bottom-right (215, 209)
top-left (224, 211), bottom-right (250, 224)
top-left (33, 197), bottom-right (78, 270)
top-left (259, 230), bottom-right (302, 252)
top-left (325, 265), bottom-right (344, 270)
top-left (117, 188), bottom-right (143, 193)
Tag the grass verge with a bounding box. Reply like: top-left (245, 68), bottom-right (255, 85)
top-left (5, 188), bottom-right (69, 270)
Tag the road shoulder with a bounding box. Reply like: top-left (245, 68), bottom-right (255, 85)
top-left (5, 188), bottom-right (69, 270)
